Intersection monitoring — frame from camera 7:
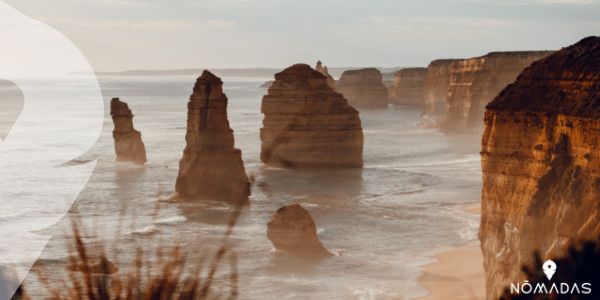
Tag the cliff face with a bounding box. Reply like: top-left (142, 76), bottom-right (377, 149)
top-left (443, 51), bottom-right (553, 133)
top-left (479, 36), bottom-right (600, 299)
top-left (315, 60), bottom-right (336, 91)
top-left (337, 68), bottom-right (389, 109)
top-left (175, 70), bottom-right (250, 201)
top-left (421, 59), bottom-right (457, 127)
top-left (389, 67), bottom-right (427, 107)
top-left (260, 64), bottom-right (363, 168)
top-left (110, 98), bottom-right (147, 164)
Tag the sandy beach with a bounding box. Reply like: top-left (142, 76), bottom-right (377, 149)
top-left (417, 203), bottom-right (485, 300)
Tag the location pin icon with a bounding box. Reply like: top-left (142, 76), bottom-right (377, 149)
top-left (543, 260), bottom-right (557, 280)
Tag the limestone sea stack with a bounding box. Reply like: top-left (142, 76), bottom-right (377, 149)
top-left (389, 67), bottom-right (427, 107)
top-left (175, 71), bottom-right (250, 201)
top-left (260, 64), bottom-right (363, 168)
top-left (337, 68), bottom-right (389, 109)
top-left (315, 60), bottom-right (336, 90)
top-left (110, 98), bottom-right (147, 164)
top-left (479, 36), bottom-right (600, 299)
top-left (443, 51), bottom-right (553, 133)
top-left (421, 59), bottom-right (457, 127)
top-left (267, 204), bottom-right (332, 258)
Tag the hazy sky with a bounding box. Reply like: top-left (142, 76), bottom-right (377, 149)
top-left (4, 0), bottom-right (600, 71)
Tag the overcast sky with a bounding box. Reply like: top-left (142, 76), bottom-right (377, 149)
top-left (4, 0), bottom-right (600, 71)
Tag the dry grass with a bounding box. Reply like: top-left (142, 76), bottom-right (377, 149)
top-left (16, 197), bottom-right (245, 300)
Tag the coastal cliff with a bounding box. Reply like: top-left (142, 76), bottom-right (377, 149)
top-left (260, 64), bottom-right (363, 168)
top-left (110, 98), bottom-right (147, 164)
top-left (337, 68), bottom-right (389, 109)
top-left (421, 59), bottom-right (457, 127)
top-left (389, 67), bottom-right (427, 107)
top-left (479, 36), bottom-right (600, 299)
top-left (444, 51), bottom-right (553, 133)
top-left (175, 71), bottom-right (250, 201)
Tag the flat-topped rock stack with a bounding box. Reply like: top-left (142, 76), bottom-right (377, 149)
top-left (110, 98), bottom-right (147, 165)
top-left (175, 70), bottom-right (250, 201)
top-left (389, 67), bottom-right (427, 107)
top-left (337, 68), bottom-right (389, 109)
top-left (260, 63), bottom-right (363, 168)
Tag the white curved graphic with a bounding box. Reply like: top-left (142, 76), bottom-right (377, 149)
top-left (0, 1), bottom-right (103, 298)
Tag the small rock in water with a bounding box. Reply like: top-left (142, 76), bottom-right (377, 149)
top-left (267, 204), bottom-right (332, 258)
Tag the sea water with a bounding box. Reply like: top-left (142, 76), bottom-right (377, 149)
top-left (15, 75), bottom-right (482, 299)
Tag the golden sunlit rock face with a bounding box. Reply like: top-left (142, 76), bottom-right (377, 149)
top-left (175, 70), bottom-right (250, 201)
top-left (421, 52), bottom-right (552, 131)
top-left (337, 68), bottom-right (389, 109)
top-left (389, 67), bottom-right (427, 107)
top-left (260, 63), bottom-right (363, 168)
top-left (110, 98), bottom-right (147, 165)
top-left (479, 36), bottom-right (600, 299)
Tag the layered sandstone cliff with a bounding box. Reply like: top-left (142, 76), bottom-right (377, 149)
top-left (110, 98), bottom-right (147, 164)
top-left (267, 204), bottom-right (332, 258)
top-left (479, 36), bottom-right (600, 299)
top-left (421, 59), bottom-right (457, 127)
top-left (443, 51), bottom-right (553, 133)
top-left (260, 64), bottom-right (363, 168)
top-left (389, 67), bottom-right (427, 107)
top-left (315, 60), bottom-right (336, 91)
top-left (175, 71), bottom-right (250, 201)
top-left (337, 68), bottom-right (389, 109)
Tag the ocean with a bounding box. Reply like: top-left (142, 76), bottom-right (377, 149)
top-left (16, 75), bottom-right (482, 299)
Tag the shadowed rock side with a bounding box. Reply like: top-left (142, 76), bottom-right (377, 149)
top-left (479, 36), bottom-right (600, 299)
top-left (337, 68), bottom-right (389, 109)
top-left (260, 63), bottom-right (363, 168)
top-left (110, 98), bottom-right (147, 164)
top-left (443, 51), bottom-right (553, 133)
top-left (389, 67), bottom-right (427, 107)
top-left (175, 70), bottom-right (250, 201)
top-left (267, 204), bottom-right (332, 258)
top-left (315, 60), bottom-right (336, 91)
top-left (421, 59), bottom-right (458, 127)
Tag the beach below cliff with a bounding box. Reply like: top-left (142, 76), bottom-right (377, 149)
top-left (417, 203), bottom-right (484, 300)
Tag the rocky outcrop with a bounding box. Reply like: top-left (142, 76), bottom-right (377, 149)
top-left (267, 204), bottom-right (332, 258)
top-left (421, 59), bottom-right (457, 127)
top-left (315, 60), bottom-right (336, 90)
top-left (175, 70), bottom-right (250, 201)
top-left (389, 67), bottom-right (427, 107)
top-left (260, 63), bottom-right (363, 168)
top-left (110, 98), bottom-right (147, 164)
top-left (443, 51), bottom-right (553, 133)
top-left (479, 36), bottom-right (600, 299)
top-left (260, 80), bottom-right (274, 89)
top-left (337, 68), bottom-right (389, 109)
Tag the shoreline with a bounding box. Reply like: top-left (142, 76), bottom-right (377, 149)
top-left (416, 203), bottom-right (485, 300)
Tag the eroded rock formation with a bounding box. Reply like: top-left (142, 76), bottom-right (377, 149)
top-left (443, 51), bottom-right (553, 133)
top-left (110, 98), bottom-right (147, 164)
top-left (267, 204), bottom-right (332, 258)
top-left (175, 70), bottom-right (250, 201)
top-left (337, 68), bottom-right (389, 109)
top-left (389, 67), bottom-right (427, 107)
top-left (479, 36), bottom-right (600, 299)
top-left (260, 63), bottom-right (363, 168)
top-left (315, 60), bottom-right (336, 90)
top-left (421, 59), bottom-right (457, 127)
